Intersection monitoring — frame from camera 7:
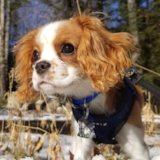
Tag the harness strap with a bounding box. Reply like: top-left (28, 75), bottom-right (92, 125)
top-left (127, 67), bottom-right (160, 102)
top-left (72, 78), bottom-right (137, 144)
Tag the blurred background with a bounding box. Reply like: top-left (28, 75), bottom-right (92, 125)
top-left (0, 0), bottom-right (160, 104)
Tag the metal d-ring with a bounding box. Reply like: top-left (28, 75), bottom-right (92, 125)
top-left (84, 99), bottom-right (90, 120)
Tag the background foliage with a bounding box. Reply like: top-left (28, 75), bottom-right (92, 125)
top-left (0, 0), bottom-right (160, 95)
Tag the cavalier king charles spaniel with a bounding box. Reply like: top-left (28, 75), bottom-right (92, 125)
top-left (14, 15), bottom-right (150, 160)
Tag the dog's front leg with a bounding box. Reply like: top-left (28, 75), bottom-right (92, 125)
top-left (71, 117), bottom-right (95, 160)
top-left (116, 123), bottom-right (150, 160)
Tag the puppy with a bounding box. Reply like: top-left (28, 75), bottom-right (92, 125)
top-left (14, 15), bottom-right (150, 160)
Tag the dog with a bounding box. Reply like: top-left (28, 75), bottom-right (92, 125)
top-left (14, 15), bottom-right (150, 160)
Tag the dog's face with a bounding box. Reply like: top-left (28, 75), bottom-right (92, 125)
top-left (14, 15), bottom-right (134, 102)
top-left (32, 21), bottom-right (85, 96)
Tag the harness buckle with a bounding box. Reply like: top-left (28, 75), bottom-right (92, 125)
top-left (83, 99), bottom-right (89, 119)
top-left (126, 67), bottom-right (143, 84)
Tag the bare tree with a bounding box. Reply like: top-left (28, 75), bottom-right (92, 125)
top-left (5, 0), bottom-right (11, 80)
top-left (127, 0), bottom-right (140, 63)
top-left (0, 0), bottom-right (6, 96)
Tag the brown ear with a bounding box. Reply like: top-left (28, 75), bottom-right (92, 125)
top-left (14, 29), bottom-right (40, 103)
top-left (76, 16), bottom-right (136, 92)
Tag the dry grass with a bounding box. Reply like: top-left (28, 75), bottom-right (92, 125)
top-left (0, 69), bottom-right (71, 160)
top-left (0, 69), bottom-right (159, 160)
top-left (0, 103), bottom-right (70, 160)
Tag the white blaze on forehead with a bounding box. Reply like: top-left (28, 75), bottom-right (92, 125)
top-left (37, 21), bottom-right (65, 61)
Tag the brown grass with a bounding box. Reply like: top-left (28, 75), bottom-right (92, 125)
top-left (0, 69), bottom-right (159, 160)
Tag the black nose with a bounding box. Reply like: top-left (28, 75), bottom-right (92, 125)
top-left (35, 61), bottom-right (51, 74)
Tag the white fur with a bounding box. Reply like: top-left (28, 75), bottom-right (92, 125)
top-left (116, 123), bottom-right (150, 160)
top-left (31, 20), bottom-right (150, 160)
top-left (92, 155), bottom-right (106, 160)
top-left (37, 21), bottom-right (64, 60)
top-left (72, 116), bottom-right (95, 160)
top-left (32, 21), bottom-right (81, 95)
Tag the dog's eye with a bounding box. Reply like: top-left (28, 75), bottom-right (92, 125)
top-left (33, 51), bottom-right (39, 61)
top-left (62, 44), bottom-right (75, 55)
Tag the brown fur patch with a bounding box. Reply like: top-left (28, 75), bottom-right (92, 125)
top-left (74, 15), bottom-right (136, 92)
top-left (105, 82), bottom-right (125, 111)
top-left (53, 20), bottom-right (83, 68)
top-left (127, 85), bottom-right (144, 128)
top-left (14, 15), bottom-right (137, 104)
top-left (54, 15), bottom-right (136, 93)
top-left (105, 83), bottom-right (144, 128)
top-left (14, 29), bottom-right (40, 103)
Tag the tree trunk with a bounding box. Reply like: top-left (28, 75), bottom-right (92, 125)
top-left (97, 0), bottom-right (104, 18)
top-left (5, 0), bottom-right (11, 86)
top-left (85, 0), bottom-right (92, 14)
top-left (63, 0), bottom-right (75, 19)
top-left (127, 0), bottom-right (140, 63)
top-left (0, 0), bottom-right (6, 96)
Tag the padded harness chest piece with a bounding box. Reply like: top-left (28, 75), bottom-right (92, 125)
top-left (72, 78), bottom-right (137, 144)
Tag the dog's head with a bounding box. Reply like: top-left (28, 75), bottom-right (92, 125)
top-left (14, 15), bottom-right (135, 102)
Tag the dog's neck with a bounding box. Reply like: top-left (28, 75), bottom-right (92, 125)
top-left (70, 79), bottom-right (124, 115)
top-left (70, 80), bottom-right (117, 115)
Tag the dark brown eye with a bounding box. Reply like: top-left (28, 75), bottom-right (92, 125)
top-left (33, 51), bottom-right (39, 61)
top-left (62, 44), bottom-right (75, 55)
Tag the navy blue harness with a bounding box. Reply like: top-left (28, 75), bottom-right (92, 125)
top-left (72, 78), bottom-right (137, 144)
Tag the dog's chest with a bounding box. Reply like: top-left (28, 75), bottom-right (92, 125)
top-left (87, 93), bottom-right (110, 114)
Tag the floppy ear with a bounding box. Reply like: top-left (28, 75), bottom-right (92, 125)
top-left (13, 29), bottom-right (40, 103)
top-left (76, 16), bottom-right (136, 92)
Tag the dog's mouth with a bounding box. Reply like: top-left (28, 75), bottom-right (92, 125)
top-left (38, 80), bottom-right (73, 89)
top-left (38, 81), bottom-right (53, 89)
top-left (39, 81), bottom-right (47, 85)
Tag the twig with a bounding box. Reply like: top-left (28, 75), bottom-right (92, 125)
top-left (58, 121), bottom-right (66, 135)
top-left (89, 12), bottom-right (109, 20)
top-left (76, 0), bottom-right (81, 15)
top-left (9, 68), bottom-right (14, 94)
top-left (145, 131), bottom-right (160, 134)
top-left (13, 124), bottom-right (50, 134)
top-left (132, 62), bottom-right (160, 77)
top-left (0, 108), bottom-right (7, 115)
